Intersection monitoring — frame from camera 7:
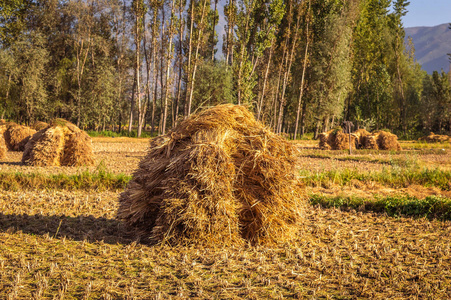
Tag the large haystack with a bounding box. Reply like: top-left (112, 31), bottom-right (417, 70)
top-left (22, 119), bottom-right (94, 166)
top-left (363, 130), bottom-right (401, 150)
top-left (0, 135), bottom-right (6, 159)
top-left (3, 123), bottom-right (36, 151)
top-left (118, 104), bottom-right (303, 246)
top-left (32, 121), bottom-right (49, 131)
top-left (318, 128), bottom-right (357, 150)
top-left (419, 132), bottom-right (450, 143)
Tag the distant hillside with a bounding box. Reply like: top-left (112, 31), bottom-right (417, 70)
top-left (405, 23), bottom-right (451, 74)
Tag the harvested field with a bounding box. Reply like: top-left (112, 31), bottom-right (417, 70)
top-left (1, 136), bottom-right (451, 298)
top-left (1, 189), bottom-right (451, 298)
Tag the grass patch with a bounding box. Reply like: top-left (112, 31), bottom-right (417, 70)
top-left (0, 170), bottom-right (131, 191)
top-left (310, 194), bottom-right (451, 220)
top-left (87, 130), bottom-right (156, 138)
top-left (300, 168), bottom-right (451, 190)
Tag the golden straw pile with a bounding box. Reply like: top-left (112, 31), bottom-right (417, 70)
top-left (3, 123), bottom-right (36, 151)
top-left (318, 128), bottom-right (357, 150)
top-left (22, 119), bottom-right (94, 166)
top-left (0, 134), bottom-right (6, 159)
top-left (32, 121), bottom-right (49, 131)
top-left (319, 129), bottom-right (401, 150)
top-left (118, 104), bottom-right (303, 246)
top-left (419, 132), bottom-right (450, 143)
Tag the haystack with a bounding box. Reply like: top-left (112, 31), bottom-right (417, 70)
top-left (318, 130), bottom-right (333, 150)
top-left (117, 104), bottom-right (303, 246)
top-left (353, 129), bottom-right (371, 149)
top-left (363, 130), bottom-right (401, 150)
top-left (420, 132), bottom-right (450, 143)
top-left (318, 128), bottom-right (357, 150)
top-left (0, 135), bottom-right (6, 159)
top-left (3, 123), bottom-right (36, 151)
top-left (32, 121), bottom-right (49, 131)
top-left (22, 119), bottom-right (94, 166)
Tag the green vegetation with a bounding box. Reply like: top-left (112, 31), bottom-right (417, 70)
top-left (300, 168), bottom-right (451, 190)
top-left (310, 194), bottom-right (451, 220)
top-left (1, 0), bottom-right (449, 138)
top-left (0, 171), bottom-right (131, 192)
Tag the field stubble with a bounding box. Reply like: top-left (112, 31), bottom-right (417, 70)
top-left (0, 138), bottom-right (451, 298)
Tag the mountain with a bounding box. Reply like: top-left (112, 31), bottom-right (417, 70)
top-left (405, 23), bottom-right (451, 74)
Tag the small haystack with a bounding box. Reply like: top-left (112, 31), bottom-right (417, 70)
top-left (353, 129), bottom-right (371, 149)
top-left (0, 135), bottom-right (6, 159)
top-left (363, 130), bottom-right (401, 150)
top-left (22, 119), bottom-right (94, 166)
top-left (118, 104), bottom-right (303, 246)
top-left (318, 130), bottom-right (333, 150)
top-left (32, 121), bottom-right (49, 131)
top-left (318, 128), bottom-right (357, 150)
top-left (3, 123), bottom-right (36, 151)
top-left (420, 132), bottom-right (450, 143)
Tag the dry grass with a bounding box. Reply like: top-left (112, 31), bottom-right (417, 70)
top-left (420, 132), bottom-right (450, 143)
top-left (1, 189), bottom-right (451, 298)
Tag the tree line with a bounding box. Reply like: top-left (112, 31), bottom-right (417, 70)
top-left (0, 0), bottom-right (450, 138)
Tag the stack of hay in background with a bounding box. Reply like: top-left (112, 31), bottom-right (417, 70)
top-left (118, 104), bottom-right (303, 246)
top-left (318, 128), bottom-right (358, 150)
top-left (318, 128), bottom-right (401, 150)
top-left (22, 118), bottom-right (94, 166)
top-left (419, 132), bottom-right (450, 143)
top-left (0, 121), bottom-right (37, 151)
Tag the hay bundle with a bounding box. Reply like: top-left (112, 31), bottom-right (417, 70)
top-left (374, 130), bottom-right (401, 150)
top-left (420, 132), bottom-right (450, 143)
top-left (363, 131), bottom-right (401, 150)
top-left (318, 130), bottom-right (333, 150)
top-left (118, 104), bottom-right (303, 246)
top-left (22, 119), bottom-right (94, 166)
top-left (318, 129), bottom-right (358, 150)
top-left (353, 129), bottom-right (371, 149)
top-left (32, 121), bottom-right (49, 131)
top-left (3, 123), bottom-right (36, 151)
top-left (0, 135), bottom-right (6, 159)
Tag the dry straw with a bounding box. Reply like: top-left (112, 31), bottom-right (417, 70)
top-left (118, 104), bottom-right (304, 246)
top-left (420, 132), bottom-right (450, 143)
top-left (22, 119), bottom-right (94, 166)
top-left (32, 121), bottom-right (49, 131)
top-left (0, 135), bottom-right (6, 159)
top-left (318, 128), bottom-right (357, 150)
top-left (363, 130), bottom-right (401, 150)
top-left (3, 123), bottom-right (36, 151)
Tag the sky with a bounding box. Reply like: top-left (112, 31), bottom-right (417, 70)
top-left (402, 0), bottom-right (451, 28)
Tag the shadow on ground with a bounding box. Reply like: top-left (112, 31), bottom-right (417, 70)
top-left (0, 212), bottom-right (135, 244)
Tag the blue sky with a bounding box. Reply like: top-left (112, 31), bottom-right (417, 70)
top-left (402, 0), bottom-right (451, 28)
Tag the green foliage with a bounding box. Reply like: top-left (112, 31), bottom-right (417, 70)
top-left (0, 170), bottom-right (131, 192)
top-left (300, 167), bottom-right (451, 190)
top-left (310, 194), bottom-right (451, 220)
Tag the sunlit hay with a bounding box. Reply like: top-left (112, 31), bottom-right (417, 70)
top-left (32, 121), bottom-right (49, 131)
top-left (318, 130), bottom-right (333, 150)
top-left (3, 124), bottom-right (37, 151)
top-left (118, 104), bottom-right (303, 246)
top-left (353, 129), bottom-right (371, 149)
top-left (332, 129), bottom-right (357, 150)
top-left (22, 119), bottom-right (94, 166)
top-left (420, 132), bottom-right (450, 143)
top-left (0, 135), bottom-right (6, 159)
top-left (363, 135), bottom-right (379, 150)
top-left (375, 131), bottom-right (402, 150)
top-left (62, 130), bottom-right (95, 166)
